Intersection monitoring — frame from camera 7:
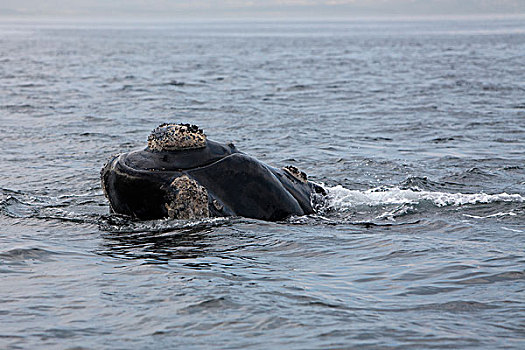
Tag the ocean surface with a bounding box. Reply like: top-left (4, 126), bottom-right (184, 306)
top-left (1, 17), bottom-right (524, 349)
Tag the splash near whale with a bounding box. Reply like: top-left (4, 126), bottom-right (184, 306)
top-left (101, 123), bottom-right (326, 221)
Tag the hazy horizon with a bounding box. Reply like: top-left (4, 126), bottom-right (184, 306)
top-left (1, 0), bottom-right (525, 20)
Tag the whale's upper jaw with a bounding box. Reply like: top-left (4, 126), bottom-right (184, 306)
top-left (147, 123), bottom-right (207, 152)
top-left (121, 139), bottom-right (239, 172)
top-left (119, 122), bottom-right (239, 171)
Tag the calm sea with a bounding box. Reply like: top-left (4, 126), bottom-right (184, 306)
top-left (1, 17), bottom-right (524, 349)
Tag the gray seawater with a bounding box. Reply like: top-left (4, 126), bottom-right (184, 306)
top-left (1, 17), bottom-right (524, 349)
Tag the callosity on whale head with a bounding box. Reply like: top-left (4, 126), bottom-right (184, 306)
top-left (101, 123), bottom-right (326, 221)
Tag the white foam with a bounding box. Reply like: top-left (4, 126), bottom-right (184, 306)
top-left (463, 212), bottom-right (517, 219)
top-left (501, 227), bottom-right (523, 233)
top-left (326, 185), bottom-right (524, 211)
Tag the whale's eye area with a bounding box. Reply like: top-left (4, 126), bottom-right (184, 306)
top-left (147, 123), bottom-right (207, 151)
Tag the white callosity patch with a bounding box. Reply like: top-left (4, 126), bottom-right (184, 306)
top-left (326, 185), bottom-right (525, 211)
top-left (283, 165), bottom-right (308, 183)
top-left (148, 123), bottom-right (206, 151)
top-left (165, 175), bottom-right (210, 220)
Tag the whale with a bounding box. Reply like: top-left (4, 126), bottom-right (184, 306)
top-left (101, 123), bottom-right (326, 221)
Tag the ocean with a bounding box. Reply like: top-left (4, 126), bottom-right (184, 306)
top-left (1, 17), bottom-right (524, 349)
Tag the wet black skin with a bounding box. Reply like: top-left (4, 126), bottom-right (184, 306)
top-left (101, 139), bottom-right (326, 221)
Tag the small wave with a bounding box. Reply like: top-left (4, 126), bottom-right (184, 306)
top-left (0, 196), bottom-right (39, 218)
top-left (0, 191), bottom-right (104, 225)
top-left (0, 247), bottom-right (60, 264)
top-left (400, 300), bottom-right (497, 313)
top-left (179, 296), bottom-right (240, 315)
top-left (326, 185), bottom-right (524, 211)
top-left (0, 103), bottom-right (35, 110)
top-left (463, 212), bottom-right (517, 219)
top-left (452, 271), bottom-right (525, 285)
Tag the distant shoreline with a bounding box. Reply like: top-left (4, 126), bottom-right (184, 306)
top-left (1, 13), bottom-right (525, 24)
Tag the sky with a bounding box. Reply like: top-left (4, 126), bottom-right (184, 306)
top-left (1, 0), bottom-right (524, 19)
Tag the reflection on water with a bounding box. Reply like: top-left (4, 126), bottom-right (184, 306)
top-left (100, 222), bottom-right (228, 261)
